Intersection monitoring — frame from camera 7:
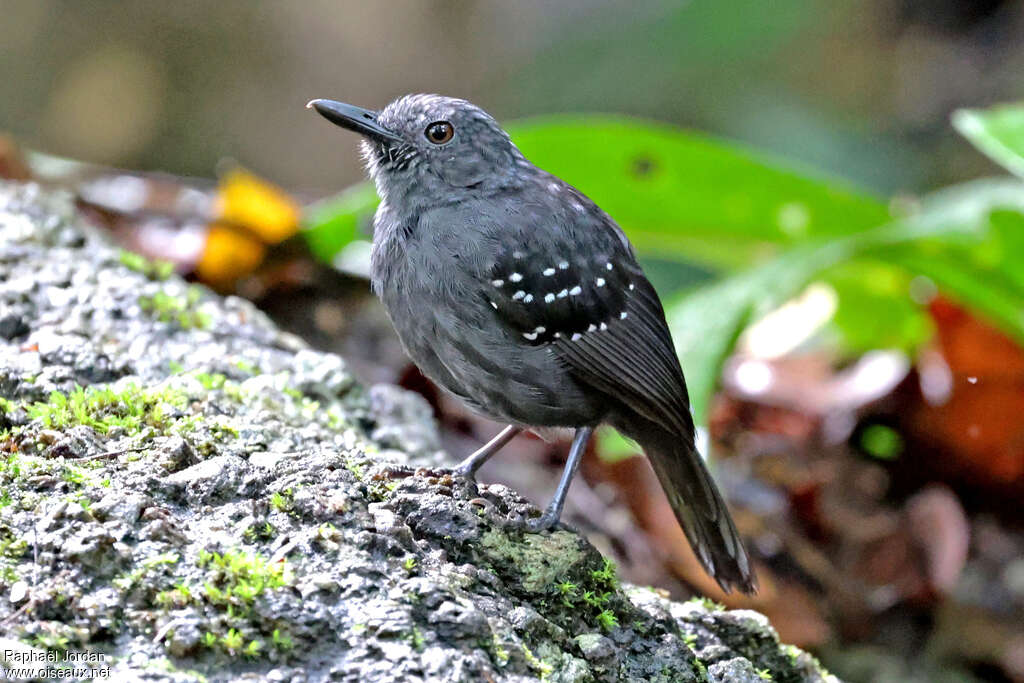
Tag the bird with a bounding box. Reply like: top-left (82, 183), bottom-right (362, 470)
top-left (308, 94), bottom-right (756, 593)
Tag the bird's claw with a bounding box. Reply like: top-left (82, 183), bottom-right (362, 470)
top-left (502, 509), bottom-right (561, 533)
top-left (450, 464), bottom-right (478, 482)
top-left (522, 516), bottom-right (558, 532)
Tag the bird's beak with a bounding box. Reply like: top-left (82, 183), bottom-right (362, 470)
top-left (306, 99), bottom-right (402, 143)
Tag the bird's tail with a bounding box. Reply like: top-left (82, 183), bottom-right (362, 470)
top-left (614, 413), bottom-right (757, 594)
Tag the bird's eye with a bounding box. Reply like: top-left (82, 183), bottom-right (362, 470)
top-left (425, 121), bottom-right (454, 144)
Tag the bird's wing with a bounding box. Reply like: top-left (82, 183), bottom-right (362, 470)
top-left (482, 213), bottom-right (692, 437)
top-left (483, 205), bottom-right (756, 593)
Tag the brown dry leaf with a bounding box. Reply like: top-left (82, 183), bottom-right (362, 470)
top-left (900, 299), bottom-right (1024, 501)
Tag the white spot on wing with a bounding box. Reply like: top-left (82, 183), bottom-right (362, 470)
top-left (571, 332), bottom-right (582, 341)
top-left (509, 272), bottom-right (523, 282)
top-left (523, 294), bottom-right (534, 303)
top-left (490, 301), bottom-right (498, 309)
top-left (491, 279), bottom-right (504, 287)
top-left (606, 262), bottom-right (613, 271)
top-left (558, 261), bottom-right (569, 270)
top-left (588, 324), bottom-right (597, 332)
top-left (599, 322), bottom-right (608, 331)
top-left (596, 278), bottom-right (605, 287)
top-left (556, 289), bottom-right (569, 298)
top-left (620, 311), bottom-right (628, 319)
top-left (523, 332), bottom-right (538, 340)
top-left (569, 285), bottom-right (582, 296)
top-left (628, 283), bottom-right (635, 290)
top-left (512, 290), bottom-right (526, 300)
top-left (544, 293), bottom-right (556, 303)
top-left (543, 267), bottom-right (556, 276)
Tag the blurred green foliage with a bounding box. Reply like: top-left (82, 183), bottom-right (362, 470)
top-left (303, 183), bottom-right (379, 266)
top-left (859, 424), bottom-right (904, 461)
top-left (953, 104), bottom-right (1024, 179)
top-left (303, 102), bottom-right (1024, 443)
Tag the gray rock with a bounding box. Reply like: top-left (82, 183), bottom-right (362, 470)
top-left (0, 311), bottom-right (28, 340)
top-left (63, 525), bottom-right (117, 569)
top-left (163, 455), bottom-right (253, 502)
top-left (708, 657), bottom-right (763, 683)
top-left (163, 611), bottom-right (205, 658)
top-left (367, 383), bottom-right (444, 460)
top-left (0, 181), bottom-right (840, 683)
top-left (574, 632), bottom-right (615, 661)
top-left (92, 492), bottom-right (151, 525)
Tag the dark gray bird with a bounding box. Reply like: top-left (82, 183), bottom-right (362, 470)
top-left (308, 94), bottom-right (756, 593)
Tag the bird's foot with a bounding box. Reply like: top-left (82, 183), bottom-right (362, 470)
top-left (503, 508), bottom-right (572, 534)
top-left (375, 460), bottom-right (481, 483)
top-left (377, 464), bottom-right (572, 534)
top-left (450, 462), bottom-right (479, 482)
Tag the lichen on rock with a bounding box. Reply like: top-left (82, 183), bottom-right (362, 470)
top-left (0, 181), bottom-right (839, 682)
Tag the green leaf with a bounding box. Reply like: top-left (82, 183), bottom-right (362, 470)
top-left (953, 104), bottom-right (1024, 178)
top-left (511, 116), bottom-right (889, 269)
top-left (595, 426), bottom-right (642, 464)
top-left (878, 182), bottom-right (1024, 339)
top-left (302, 183), bottom-right (378, 263)
top-left (669, 178), bottom-right (1024, 427)
top-left (668, 244), bottom-right (852, 425)
top-left (823, 261), bottom-right (933, 355)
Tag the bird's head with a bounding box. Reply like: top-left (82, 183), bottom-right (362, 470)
top-left (308, 94), bottom-right (523, 205)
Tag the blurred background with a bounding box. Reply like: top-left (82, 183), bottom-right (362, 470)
top-left (3, 0), bottom-right (1022, 191)
top-left (2, 1), bottom-right (1024, 681)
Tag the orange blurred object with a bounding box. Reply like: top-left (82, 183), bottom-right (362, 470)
top-left (904, 298), bottom-right (1024, 497)
top-left (215, 167), bottom-right (302, 244)
top-left (196, 168), bottom-right (303, 287)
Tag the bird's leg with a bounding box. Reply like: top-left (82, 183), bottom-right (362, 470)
top-left (453, 425), bottom-right (521, 479)
top-left (381, 425), bottom-right (520, 482)
top-left (521, 426), bottom-right (594, 532)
